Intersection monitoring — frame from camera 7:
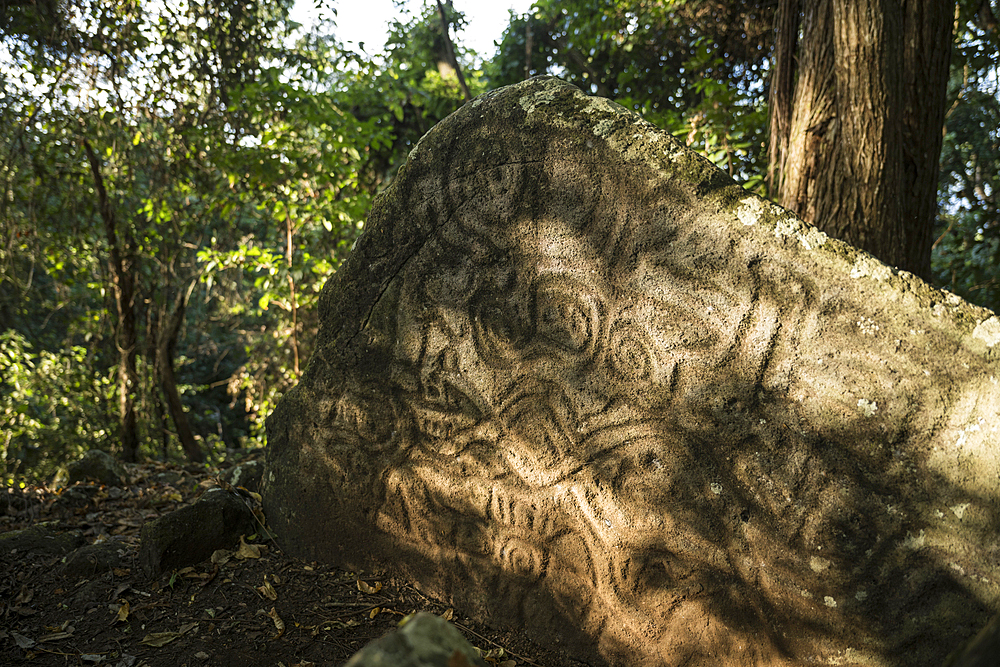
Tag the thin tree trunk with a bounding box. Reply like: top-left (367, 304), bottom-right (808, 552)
top-left (525, 19), bottom-right (534, 80)
top-left (435, 0), bottom-right (473, 102)
top-left (82, 138), bottom-right (140, 462)
top-left (285, 211), bottom-right (300, 377)
top-left (768, 0), bottom-right (952, 280)
top-left (158, 281), bottom-right (203, 463)
top-left (146, 308), bottom-right (170, 460)
top-left (767, 0), bottom-right (800, 195)
top-left (897, 0), bottom-right (955, 278)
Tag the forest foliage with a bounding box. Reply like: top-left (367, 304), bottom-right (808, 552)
top-left (1, 0), bottom-right (998, 484)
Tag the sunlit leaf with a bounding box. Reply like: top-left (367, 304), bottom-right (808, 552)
top-left (356, 580), bottom-right (382, 594)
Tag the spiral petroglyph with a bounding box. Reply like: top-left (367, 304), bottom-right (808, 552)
top-left (265, 78), bottom-right (1000, 667)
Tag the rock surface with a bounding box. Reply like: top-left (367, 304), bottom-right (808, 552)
top-left (945, 612), bottom-right (1000, 667)
top-left (58, 536), bottom-right (130, 579)
top-left (344, 612), bottom-right (488, 667)
top-left (138, 487), bottom-right (256, 578)
top-left (67, 449), bottom-right (128, 487)
top-left (263, 77), bottom-right (1000, 666)
top-left (0, 523), bottom-right (85, 557)
top-left (221, 458), bottom-right (264, 493)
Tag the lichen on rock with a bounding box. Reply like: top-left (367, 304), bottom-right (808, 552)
top-left (263, 77), bottom-right (1000, 667)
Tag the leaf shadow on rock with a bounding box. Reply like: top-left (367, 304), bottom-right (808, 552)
top-left (264, 77), bottom-right (1000, 667)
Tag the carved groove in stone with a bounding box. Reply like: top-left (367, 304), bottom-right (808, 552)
top-left (265, 78), bottom-right (1000, 667)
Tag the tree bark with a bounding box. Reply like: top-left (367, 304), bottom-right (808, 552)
top-left (158, 281), bottom-right (203, 463)
top-left (767, 0), bottom-right (801, 194)
top-left (768, 0), bottom-right (953, 280)
top-left (146, 309), bottom-right (170, 460)
top-left (82, 138), bottom-right (140, 462)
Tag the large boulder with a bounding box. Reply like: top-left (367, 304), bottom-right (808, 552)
top-left (138, 487), bottom-right (256, 578)
top-left (67, 449), bottom-right (128, 487)
top-left (263, 77), bottom-right (1000, 666)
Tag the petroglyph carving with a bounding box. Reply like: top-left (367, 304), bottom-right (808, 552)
top-left (265, 78), bottom-right (1000, 667)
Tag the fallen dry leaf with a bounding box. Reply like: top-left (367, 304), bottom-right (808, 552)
top-left (15, 585), bottom-right (33, 604)
top-left (251, 505), bottom-right (267, 527)
top-left (356, 580), bottom-right (381, 594)
top-left (198, 565), bottom-right (219, 587)
top-left (267, 606), bottom-right (285, 638)
top-left (257, 578), bottom-right (278, 601)
top-left (114, 599), bottom-right (130, 623)
top-left (211, 548), bottom-right (232, 565)
top-left (236, 535), bottom-right (261, 559)
top-left (140, 632), bottom-right (181, 647)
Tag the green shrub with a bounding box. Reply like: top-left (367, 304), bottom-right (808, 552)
top-left (0, 329), bottom-right (117, 484)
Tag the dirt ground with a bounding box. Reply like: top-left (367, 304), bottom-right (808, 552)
top-left (0, 455), bottom-right (585, 667)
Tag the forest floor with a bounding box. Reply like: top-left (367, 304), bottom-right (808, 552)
top-left (0, 453), bottom-right (583, 667)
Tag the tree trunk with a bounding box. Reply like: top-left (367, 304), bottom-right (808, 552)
top-left (158, 281), bottom-right (203, 463)
top-left (146, 309), bottom-right (170, 460)
top-left (82, 139), bottom-right (140, 462)
top-left (767, 0), bottom-right (953, 280)
top-left (434, 0), bottom-right (472, 102)
top-left (284, 208), bottom-right (300, 378)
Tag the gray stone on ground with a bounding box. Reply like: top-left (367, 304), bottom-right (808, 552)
top-left (59, 536), bottom-right (129, 579)
top-left (67, 450), bottom-right (128, 487)
top-left (221, 459), bottom-right (264, 493)
top-left (263, 77), bottom-right (1000, 666)
top-left (344, 612), bottom-right (488, 667)
top-left (0, 524), bottom-right (85, 557)
top-left (138, 487), bottom-right (255, 578)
